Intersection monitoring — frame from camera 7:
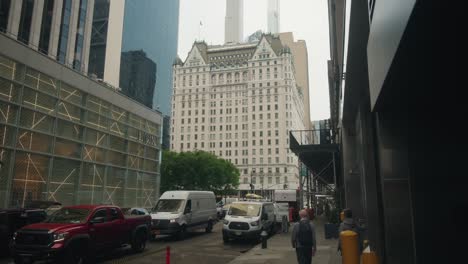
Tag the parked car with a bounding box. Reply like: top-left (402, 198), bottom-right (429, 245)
top-left (0, 208), bottom-right (47, 256)
top-left (11, 205), bottom-right (151, 264)
top-left (150, 191), bottom-right (217, 240)
top-left (123, 208), bottom-right (150, 216)
top-left (24, 201), bottom-right (62, 216)
top-left (222, 201), bottom-right (276, 242)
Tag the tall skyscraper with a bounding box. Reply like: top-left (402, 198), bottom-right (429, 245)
top-left (89, 0), bottom-right (179, 114)
top-left (120, 0), bottom-right (179, 114)
top-left (171, 35), bottom-right (306, 198)
top-left (279, 32), bottom-right (311, 129)
top-left (267, 0), bottom-right (280, 34)
top-left (88, 0), bottom-right (125, 88)
top-left (0, 0), bottom-right (95, 73)
top-left (119, 50), bottom-right (156, 108)
top-left (225, 0), bottom-right (243, 44)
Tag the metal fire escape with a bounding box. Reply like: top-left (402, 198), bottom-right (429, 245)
top-left (289, 127), bottom-right (340, 207)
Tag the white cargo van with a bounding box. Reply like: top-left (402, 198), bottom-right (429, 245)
top-left (222, 201), bottom-right (275, 242)
top-left (150, 191), bottom-right (217, 240)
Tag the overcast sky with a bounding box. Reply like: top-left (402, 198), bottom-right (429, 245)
top-left (178, 0), bottom-right (331, 121)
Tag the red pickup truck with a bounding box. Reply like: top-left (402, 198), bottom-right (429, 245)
top-left (10, 205), bottom-right (151, 264)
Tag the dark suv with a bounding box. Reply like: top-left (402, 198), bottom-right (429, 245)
top-left (0, 208), bottom-right (47, 256)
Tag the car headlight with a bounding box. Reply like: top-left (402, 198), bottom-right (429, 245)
top-left (250, 220), bottom-right (259, 226)
top-left (223, 220), bottom-right (229, 225)
top-left (170, 219), bottom-right (177, 223)
top-left (53, 232), bottom-right (68, 242)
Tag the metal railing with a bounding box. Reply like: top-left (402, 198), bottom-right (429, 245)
top-left (290, 129), bottom-right (336, 146)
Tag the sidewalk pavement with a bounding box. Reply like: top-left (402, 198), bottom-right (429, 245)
top-left (227, 216), bottom-right (342, 264)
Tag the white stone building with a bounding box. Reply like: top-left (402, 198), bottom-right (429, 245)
top-left (170, 34), bottom-right (306, 198)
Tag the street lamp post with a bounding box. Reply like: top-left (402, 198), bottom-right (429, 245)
top-left (249, 172), bottom-right (254, 194)
top-left (260, 175), bottom-right (264, 197)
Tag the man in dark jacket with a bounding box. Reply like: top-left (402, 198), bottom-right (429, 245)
top-left (337, 208), bottom-right (363, 253)
top-left (291, 210), bottom-right (317, 264)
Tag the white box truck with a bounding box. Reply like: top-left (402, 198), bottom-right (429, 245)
top-left (274, 190), bottom-right (300, 222)
top-left (150, 191), bottom-right (217, 240)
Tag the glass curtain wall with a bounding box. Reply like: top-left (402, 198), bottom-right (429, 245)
top-left (0, 54), bottom-right (161, 209)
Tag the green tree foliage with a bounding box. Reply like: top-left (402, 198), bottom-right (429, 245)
top-left (160, 150), bottom-right (240, 195)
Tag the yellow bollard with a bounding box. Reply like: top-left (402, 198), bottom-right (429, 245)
top-left (362, 251), bottom-right (379, 264)
top-left (340, 230), bottom-right (360, 264)
top-left (361, 245), bottom-right (379, 264)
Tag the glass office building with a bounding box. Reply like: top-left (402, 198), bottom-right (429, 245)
top-left (121, 0), bottom-right (180, 115)
top-left (0, 40), bottom-right (162, 209)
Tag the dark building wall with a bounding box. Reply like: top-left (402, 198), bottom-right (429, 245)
top-left (162, 115), bottom-right (170, 150)
top-left (119, 50), bottom-right (156, 108)
top-left (336, 0), bottom-right (439, 263)
top-left (373, 111), bottom-right (415, 263)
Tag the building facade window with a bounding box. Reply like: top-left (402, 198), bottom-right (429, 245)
top-left (57, 0), bottom-right (73, 63)
top-left (0, 0), bottom-right (11, 32)
top-left (38, 0), bottom-right (55, 53)
top-left (18, 0), bottom-right (35, 44)
top-left (73, 0), bottom-right (88, 70)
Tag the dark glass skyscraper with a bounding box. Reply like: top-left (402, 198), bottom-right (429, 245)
top-left (121, 0), bottom-right (180, 115)
top-left (120, 50), bottom-right (156, 108)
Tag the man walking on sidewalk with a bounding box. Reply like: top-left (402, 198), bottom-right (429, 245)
top-left (291, 210), bottom-right (317, 264)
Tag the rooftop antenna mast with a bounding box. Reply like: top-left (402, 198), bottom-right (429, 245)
top-left (198, 20), bottom-right (203, 40)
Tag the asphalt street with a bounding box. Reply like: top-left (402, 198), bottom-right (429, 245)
top-left (0, 223), bottom-right (263, 264)
top-left (100, 222), bottom-right (260, 264)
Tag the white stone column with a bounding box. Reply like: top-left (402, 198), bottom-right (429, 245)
top-left (6, 0), bottom-right (23, 38)
top-left (29, 0), bottom-right (45, 51)
top-left (103, 0), bottom-right (124, 87)
top-left (48, 0), bottom-right (63, 59)
top-left (81, 0), bottom-right (94, 75)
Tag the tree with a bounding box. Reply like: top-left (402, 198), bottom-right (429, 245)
top-left (160, 150), bottom-right (240, 195)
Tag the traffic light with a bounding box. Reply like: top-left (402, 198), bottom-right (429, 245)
top-left (250, 183), bottom-right (254, 190)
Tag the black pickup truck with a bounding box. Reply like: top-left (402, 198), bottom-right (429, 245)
top-left (0, 208), bottom-right (47, 256)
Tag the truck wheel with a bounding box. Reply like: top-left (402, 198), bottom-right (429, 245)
top-left (13, 256), bottom-right (28, 264)
top-left (64, 245), bottom-right (86, 264)
top-left (222, 232), bottom-right (229, 243)
top-left (131, 231), bottom-right (147, 253)
top-left (176, 225), bottom-right (187, 240)
top-left (205, 221), bottom-right (213, 233)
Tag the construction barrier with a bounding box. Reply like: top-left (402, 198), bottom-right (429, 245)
top-left (340, 230), bottom-right (360, 264)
